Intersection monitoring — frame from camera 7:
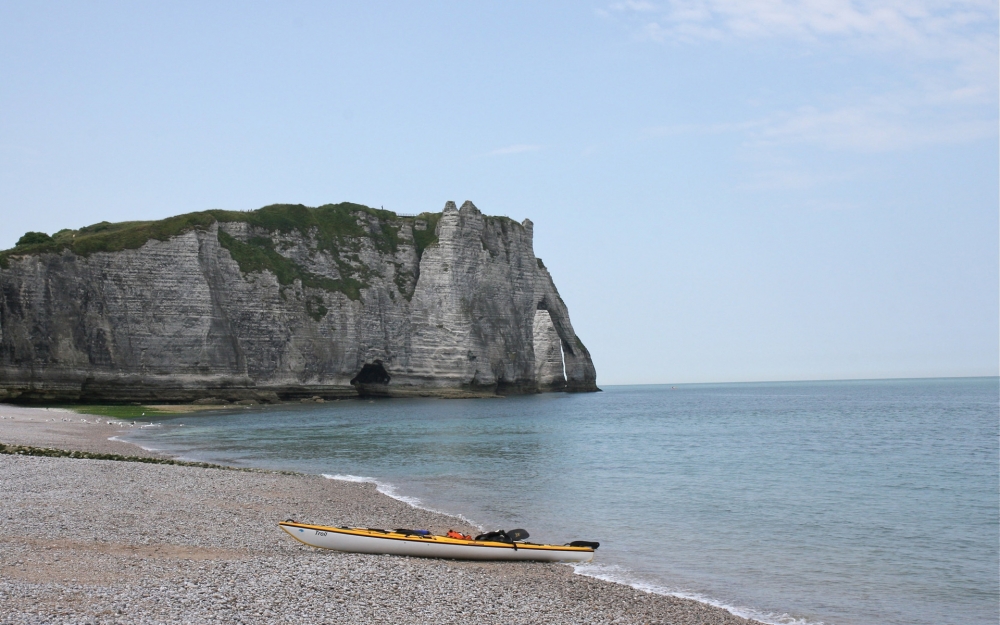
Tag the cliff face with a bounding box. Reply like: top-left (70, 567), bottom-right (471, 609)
top-left (0, 201), bottom-right (598, 402)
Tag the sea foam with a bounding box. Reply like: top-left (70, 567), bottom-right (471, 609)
top-left (572, 562), bottom-right (824, 625)
top-left (322, 474), bottom-right (482, 529)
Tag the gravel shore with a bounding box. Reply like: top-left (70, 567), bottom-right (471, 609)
top-left (0, 405), bottom-right (760, 624)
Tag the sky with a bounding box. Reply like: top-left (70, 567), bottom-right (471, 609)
top-left (1, 1), bottom-right (997, 384)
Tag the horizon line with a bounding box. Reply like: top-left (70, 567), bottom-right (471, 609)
top-left (597, 374), bottom-right (999, 387)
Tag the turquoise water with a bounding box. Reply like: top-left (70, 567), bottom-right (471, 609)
top-left (123, 378), bottom-right (999, 625)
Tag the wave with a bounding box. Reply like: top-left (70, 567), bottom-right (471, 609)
top-left (321, 474), bottom-right (482, 529)
top-left (107, 435), bottom-right (165, 454)
top-left (571, 562), bottom-right (824, 625)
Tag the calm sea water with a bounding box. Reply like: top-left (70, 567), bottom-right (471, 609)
top-left (122, 378), bottom-right (999, 625)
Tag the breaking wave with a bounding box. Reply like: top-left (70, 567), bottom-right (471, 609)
top-left (322, 474), bottom-right (482, 529)
top-left (571, 562), bottom-right (824, 625)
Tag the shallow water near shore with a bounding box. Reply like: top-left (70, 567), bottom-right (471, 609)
top-left (122, 378), bottom-right (999, 625)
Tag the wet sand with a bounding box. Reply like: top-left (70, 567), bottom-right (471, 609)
top-left (0, 404), bottom-right (760, 624)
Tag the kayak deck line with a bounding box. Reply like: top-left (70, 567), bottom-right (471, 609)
top-left (278, 521), bottom-right (597, 562)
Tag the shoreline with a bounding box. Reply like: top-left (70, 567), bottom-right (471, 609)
top-left (1, 403), bottom-right (761, 624)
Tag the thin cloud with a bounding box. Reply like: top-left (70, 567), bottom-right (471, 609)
top-left (646, 97), bottom-right (996, 151)
top-left (632, 0), bottom-right (1000, 98)
top-left (616, 1), bottom-right (996, 152)
top-left (633, 1), bottom-right (997, 48)
top-left (610, 0), bottom-right (658, 11)
top-left (488, 144), bottom-right (543, 156)
top-left (752, 105), bottom-right (996, 151)
top-left (612, 1), bottom-right (997, 90)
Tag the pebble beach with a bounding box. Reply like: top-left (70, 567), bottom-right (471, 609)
top-left (0, 405), bottom-right (759, 624)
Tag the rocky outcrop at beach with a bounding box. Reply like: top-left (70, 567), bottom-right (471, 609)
top-left (0, 201), bottom-right (598, 402)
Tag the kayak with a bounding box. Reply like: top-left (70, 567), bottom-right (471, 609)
top-left (279, 521), bottom-right (596, 562)
top-left (278, 521), bottom-right (597, 562)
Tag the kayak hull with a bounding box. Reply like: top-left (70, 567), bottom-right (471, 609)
top-left (279, 522), bottom-right (595, 563)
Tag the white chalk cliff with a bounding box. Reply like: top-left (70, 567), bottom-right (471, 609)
top-left (0, 201), bottom-right (598, 402)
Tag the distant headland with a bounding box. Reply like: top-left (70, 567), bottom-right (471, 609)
top-left (0, 201), bottom-right (598, 403)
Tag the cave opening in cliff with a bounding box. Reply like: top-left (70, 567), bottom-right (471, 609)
top-left (350, 361), bottom-right (391, 386)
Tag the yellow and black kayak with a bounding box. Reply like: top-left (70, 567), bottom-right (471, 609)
top-left (278, 521), bottom-right (597, 562)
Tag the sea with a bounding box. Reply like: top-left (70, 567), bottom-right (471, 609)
top-left (121, 377), bottom-right (999, 625)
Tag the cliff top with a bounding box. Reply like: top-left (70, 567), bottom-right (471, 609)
top-left (1, 202), bottom-right (529, 269)
top-left (0, 203), bottom-right (453, 268)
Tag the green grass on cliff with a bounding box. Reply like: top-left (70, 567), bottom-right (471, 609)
top-left (0, 204), bottom-right (398, 262)
top-left (0, 212), bottom-right (224, 267)
top-left (60, 404), bottom-right (177, 419)
top-left (216, 230), bottom-right (362, 302)
top-left (223, 203), bottom-right (402, 256)
top-left (412, 212), bottom-right (442, 258)
top-left (0, 205), bottom-right (439, 302)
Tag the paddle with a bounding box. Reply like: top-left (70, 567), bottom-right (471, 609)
top-left (474, 529), bottom-right (529, 550)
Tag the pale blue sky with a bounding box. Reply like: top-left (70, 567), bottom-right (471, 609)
top-left (1, 1), bottom-right (997, 384)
